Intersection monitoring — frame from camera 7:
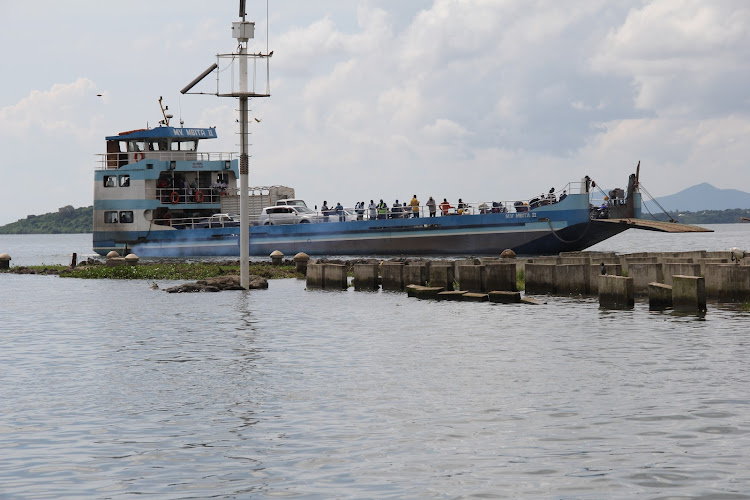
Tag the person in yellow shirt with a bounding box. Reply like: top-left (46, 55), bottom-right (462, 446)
top-left (410, 195), bottom-right (420, 218)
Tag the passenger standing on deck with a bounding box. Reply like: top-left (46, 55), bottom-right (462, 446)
top-left (335, 202), bottom-right (344, 221)
top-left (457, 198), bottom-right (466, 214)
top-left (439, 198), bottom-right (452, 216)
top-left (321, 201), bottom-right (329, 222)
top-left (392, 200), bottom-right (402, 219)
top-left (356, 201), bottom-right (365, 220)
top-left (426, 196), bottom-right (436, 217)
top-left (377, 199), bottom-right (388, 219)
top-left (368, 200), bottom-right (377, 220)
top-left (410, 195), bottom-right (420, 218)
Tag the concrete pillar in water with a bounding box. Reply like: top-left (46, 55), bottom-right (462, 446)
top-left (0, 253), bottom-right (10, 269)
top-left (436, 290), bottom-right (467, 301)
top-left (381, 262), bottom-right (405, 291)
top-left (663, 263), bottom-right (701, 286)
top-left (453, 258), bottom-right (479, 284)
top-left (483, 263), bottom-right (517, 292)
top-left (589, 264), bottom-right (622, 294)
top-left (598, 275), bottom-right (634, 309)
top-left (628, 263), bottom-right (663, 295)
top-left (525, 264), bottom-right (557, 294)
top-left (705, 264), bottom-right (750, 302)
top-left (458, 265), bottom-right (484, 293)
top-left (428, 263), bottom-right (454, 290)
top-left (323, 264), bottom-right (347, 290)
top-left (558, 257), bottom-right (591, 266)
top-left (648, 282), bottom-right (673, 311)
top-left (403, 264), bottom-right (427, 287)
top-left (353, 263), bottom-right (379, 290)
top-left (124, 253), bottom-right (139, 266)
top-left (620, 256), bottom-right (657, 274)
top-left (414, 286), bottom-right (446, 299)
top-left (488, 291), bottom-right (522, 303)
top-left (672, 275), bottom-right (706, 313)
top-left (555, 264), bottom-right (590, 295)
top-left (663, 257), bottom-right (694, 264)
top-left (462, 292), bottom-right (489, 302)
top-left (306, 263), bottom-right (325, 288)
top-left (697, 258), bottom-right (728, 276)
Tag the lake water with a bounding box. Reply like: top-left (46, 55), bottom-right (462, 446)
top-left (2, 227), bottom-right (750, 499)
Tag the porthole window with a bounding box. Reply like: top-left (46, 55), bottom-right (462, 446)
top-left (119, 175), bottom-right (130, 187)
top-left (103, 175), bottom-right (117, 188)
top-left (104, 211), bottom-right (119, 223)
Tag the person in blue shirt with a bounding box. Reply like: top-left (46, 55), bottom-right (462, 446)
top-left (335, 202), bottom-right (344, 222)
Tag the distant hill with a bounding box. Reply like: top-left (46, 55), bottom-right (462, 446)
top-left (650, 208), bottom-right (750, 225)
top-left (644, 183), bottom-right (750, 213)
top-left (0, 206), bottom-right (93, 234)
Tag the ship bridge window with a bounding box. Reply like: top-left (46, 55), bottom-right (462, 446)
top-left (103, 175), bottom-right (117, 187)
top-left (171, 140), bottom-right (197, 151)
top-left (104, 211), bottom-right (118, 223)
top-left (128, 141), bottom-right (146, 152)
top-left (119, 175), bottom-right (130, 187)
top-left (149, 139), bottom-right (168, 151)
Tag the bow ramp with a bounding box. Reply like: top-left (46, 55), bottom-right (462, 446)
top-left (593, 218), bottom-right (713, 233)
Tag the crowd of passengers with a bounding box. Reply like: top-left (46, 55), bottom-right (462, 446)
top-left (317, 188), bottom-right (568, 221)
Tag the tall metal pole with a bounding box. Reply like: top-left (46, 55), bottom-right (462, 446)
top-left (239, 41), bottom-right (250, 289)
top-left (183, 7), bottom-right (268, 291)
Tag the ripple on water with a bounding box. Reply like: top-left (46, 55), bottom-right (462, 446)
top-left (2, 275), bottom-right (750, 498)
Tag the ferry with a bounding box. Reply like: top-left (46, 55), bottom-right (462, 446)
top-left (94, 115), bottom-right (695, 257)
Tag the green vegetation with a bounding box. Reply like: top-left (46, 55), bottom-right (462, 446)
top-left (2, 262), bottom-right (300, 280)
top-left (0, 206), bottom-right (92, 234)
top-left (650, 208), bottom-right (750, 225)
top-left (517, 268), bottom-right (525, 291)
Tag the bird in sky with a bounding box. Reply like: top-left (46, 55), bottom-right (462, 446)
top-left (254, 118), bottom-right (261, 122)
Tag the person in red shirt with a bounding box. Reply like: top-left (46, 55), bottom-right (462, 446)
top-left (439, 198), bottom-right (453, 216)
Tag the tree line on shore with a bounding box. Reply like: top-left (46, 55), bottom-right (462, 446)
top-left (0, 206), bottom-right (92, 234)
top-left (651, 208), bottom-right (750, 225)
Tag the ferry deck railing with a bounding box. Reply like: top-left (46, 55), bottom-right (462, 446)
top-left (150, 182), bottom-right (599, 227)
top-left (149, 187), bottom-right (228, 205)
top-left (96, 151), bottom-right (237, 170)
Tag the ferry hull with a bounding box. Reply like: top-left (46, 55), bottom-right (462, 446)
top-left (95, 206), bottom-right (628, 258)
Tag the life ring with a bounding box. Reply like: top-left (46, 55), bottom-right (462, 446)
top-left (170, 191), bottom-right (180, 204)
top-left (194, 190), bottom-right (204, 203)
top-left (163, 212), bottom-right (172, 220)
top-left (133, 152), bottom-right (144, 161)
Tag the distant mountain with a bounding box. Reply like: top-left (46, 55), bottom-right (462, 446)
top-left (643, 183), bottom-right (750, 213)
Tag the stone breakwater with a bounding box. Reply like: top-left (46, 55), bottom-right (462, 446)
top-left (306, 249), bottom-right (750, 312)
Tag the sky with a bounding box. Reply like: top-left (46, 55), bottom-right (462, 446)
top-left (1, 0), bottom-right (749, 225)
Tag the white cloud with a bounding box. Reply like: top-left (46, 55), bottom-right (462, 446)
top-left (592, 1), bottom-right (750, 117)
top-left (0, 78), bottom-right (103, 141)
top-left (2, 1), bottom-right (750, 226)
